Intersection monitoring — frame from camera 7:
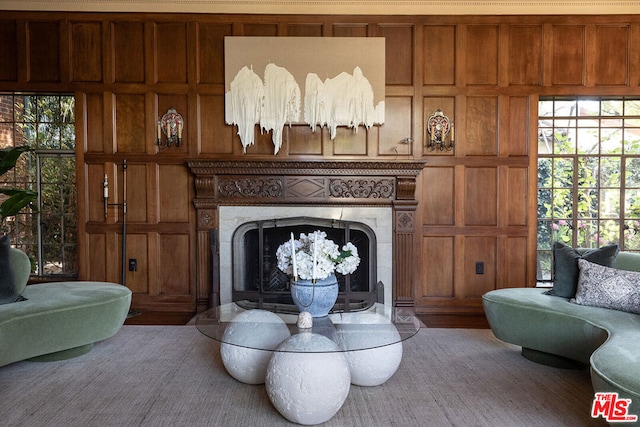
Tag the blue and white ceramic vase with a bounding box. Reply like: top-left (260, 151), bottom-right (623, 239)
top-left (290, 273), bottom-right (339, 317)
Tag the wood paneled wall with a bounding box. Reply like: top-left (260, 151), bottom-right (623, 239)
top-left (1, 12), bottom-right (640, 313)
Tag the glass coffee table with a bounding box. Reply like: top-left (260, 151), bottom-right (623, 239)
top-left (196, 302), bottom-right (422, 425)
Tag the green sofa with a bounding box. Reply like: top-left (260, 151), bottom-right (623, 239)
top-left (0, 248), bottom-right (132, 367)
top-left (482, 251), bottom-right (640, 423)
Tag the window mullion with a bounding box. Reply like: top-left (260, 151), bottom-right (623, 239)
top-left (572, 154), bottom-right (580, 247)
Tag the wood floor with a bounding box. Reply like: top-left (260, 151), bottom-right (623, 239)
top-left (124, 310), bottom-right (196, 326)
top-left (125, 309), bottom-right (490, 328)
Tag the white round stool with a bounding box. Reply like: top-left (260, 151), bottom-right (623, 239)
top-left (335, 312), bottom-right (402, 387)
top-left (220, 310), bottom-right (290, 384)
top-left (266, 333), bottom-right (351, 425)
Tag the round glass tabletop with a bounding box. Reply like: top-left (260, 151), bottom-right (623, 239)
top-left (195, 302), bottom-right (423, 353)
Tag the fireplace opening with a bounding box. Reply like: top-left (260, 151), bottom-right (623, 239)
top-left (231, 216), bottom-right (380, 312)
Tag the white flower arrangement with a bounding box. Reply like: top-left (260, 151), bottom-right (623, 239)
top-left (276, 230), bottom-right (360, 281)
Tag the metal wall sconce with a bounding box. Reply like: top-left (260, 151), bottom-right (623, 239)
top-left (427, 109), bottom-right (454, 151)
top-left (157, 107), bottom-right (184, 147)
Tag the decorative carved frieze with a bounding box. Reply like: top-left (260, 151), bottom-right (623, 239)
top-left (218, 177), bottom-right (283, 199)
top-left (329, 178), bottom-right (394, 199)
top-left (187, 160), bottom-right (425, 205)
top-left (188, 160), bottom-right (425, 177)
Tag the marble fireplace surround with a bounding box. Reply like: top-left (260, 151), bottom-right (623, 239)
top-left (187, 159), bottom-right (425, 312)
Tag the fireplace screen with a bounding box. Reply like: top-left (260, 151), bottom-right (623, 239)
top-left (231, 217), bottom-right (379, 312)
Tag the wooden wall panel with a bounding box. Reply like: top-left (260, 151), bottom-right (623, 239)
top-left (506, 96), bottom-right (529, 156)
top-left (112, 22), bottom-right (145, 83)
top-left (379, 96), bottom-right (412, 156)
top-left (462, 236), bottom-right (496, 298)
top-left (465, 25), bottom-right (499, 85)
top-left (500, 236), bottom-right (528, 288)
top-left (197, 23), bottom-right (231, 85)
top-left (88, 233), bottom-right (106, 281)
top-left (505, 167), bottom-right (528, 226)
top-left (422, 167), bottom-right (455, 225)
top-left (159, 234), bottom-right (191, 296)
top-left (244, 127), bottom-right (278, 155)
top-left (332, 127), bottom-right (368, 155)
top-left (332, 24), bottom-right (369, 37)
top-left (378, 24), bottom-right (413, 85)
top-left (84, 92), bottom-right (105, 153)
top-left (158, 164), bottom-right (190, 223)
top-left (552, 25), bottom-right (585, 85)
top-left (27, 21), bottom-right (60, 82)
top-left (0, 21), bottom-right (18, 81)
top-left (115, 94), bottom-right (146, 153)
top-left (155, 22), bottom-right (188, 83)
top-left (286, 23), bottom-right (323, 36)
top-left (125, 233), bottom-right (149, 294)
top-left (87, 163), bottom-right (107, 222)
top-left (288, 125), bottom-right (323, 155)
top-left (70, 22), bottom-right (102, 82)
top-left (199, 94), bottom-right (233, 154)
top-left (423, 25), bottom-right (455, 86)
top-left (6, 11), bottom-right (640, 314)
top-left (509, 25), bottom-right (542, 86)
top-left (421, 236), bottom-right (454, 298)
top-left (126, 163), bottom-right (148, 223)
top-left (595, 25), bottom-right (629, 86)
top-left (465, 167), bottom-right (497, 226)
top-left (241, 23), bottom-right (278, 36)
top-left (465, 96), bottom-right (497, 156)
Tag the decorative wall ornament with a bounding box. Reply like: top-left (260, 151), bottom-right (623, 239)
top-left (396, 211), bottom-right (414, 231)
top-left (224, 37), bottom-right (385, 154)
top-left (157, 107), bottom-right (184, 147)
top-left (426, 109), bottom-right (454, 151)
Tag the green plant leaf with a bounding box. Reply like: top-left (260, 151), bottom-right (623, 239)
top-left (0, 146), bottom-right (31, 176)
top-left (0, 188), bottom-right (38, 219)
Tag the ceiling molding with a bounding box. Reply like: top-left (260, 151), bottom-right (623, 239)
top-left (1, 1), bottom-right (639, 15)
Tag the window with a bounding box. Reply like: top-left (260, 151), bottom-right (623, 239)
top-left (0, 93), bottom-right (77, 277)
top-left (537, 97), bottom-right (640, 281)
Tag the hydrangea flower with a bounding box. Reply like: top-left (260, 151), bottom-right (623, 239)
top-left (276, 231), bottom-right (360, 280)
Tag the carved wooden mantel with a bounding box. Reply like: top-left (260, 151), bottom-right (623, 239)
top-left (187, 159), bottom-right (425, 312)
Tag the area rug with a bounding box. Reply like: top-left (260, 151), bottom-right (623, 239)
top-left (0, 326), bottom-right (602, 426)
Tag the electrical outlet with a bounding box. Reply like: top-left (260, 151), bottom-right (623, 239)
top-left (128, 258), bottom-right (137, 272)
top-left (475, 261), bottom-right (484, 275)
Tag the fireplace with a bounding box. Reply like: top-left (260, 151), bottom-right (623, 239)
top-left (188, 160), bottom-right (425, 312)
top-left (230, 215), bottom-right (380, 312)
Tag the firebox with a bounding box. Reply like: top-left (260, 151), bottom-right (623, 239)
top-left (231, 216), bottom-right (380, 312)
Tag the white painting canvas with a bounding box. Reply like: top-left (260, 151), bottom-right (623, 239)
top-left (224, 37), bottom-right (385, 154)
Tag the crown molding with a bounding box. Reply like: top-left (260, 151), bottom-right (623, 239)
top-left (0, 1), bottom-right (639, 15)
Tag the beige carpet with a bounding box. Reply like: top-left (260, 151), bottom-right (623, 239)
top-left (0, 326), bottom-right (605, 426)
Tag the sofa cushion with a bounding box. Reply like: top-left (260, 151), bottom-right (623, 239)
top-left (0, 235), bottom-right (19, 304)
top-left (546, 242), bottom-right (619, 298)
top-left (575, 259), bottom-right (640, 314)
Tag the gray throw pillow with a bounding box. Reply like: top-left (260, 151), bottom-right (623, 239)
top-left (575, 259), bottom-right (640, 314)
top-left (0, 235), bottom-right (19, 304)
top-left (546, 241), bottom-right (619, 298)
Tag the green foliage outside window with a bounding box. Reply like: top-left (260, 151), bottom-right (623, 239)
top-left (0, 93), bottom-right (77, 277)
top-left (537, 98), bottom-right (640, 281)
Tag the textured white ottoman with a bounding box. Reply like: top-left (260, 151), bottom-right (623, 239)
top-left (265, 333), bottom-right (351, 425)
top-left (335, 312), bottom-right (403, 386)
top-left (220, 310), bottom-right (290, 384)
